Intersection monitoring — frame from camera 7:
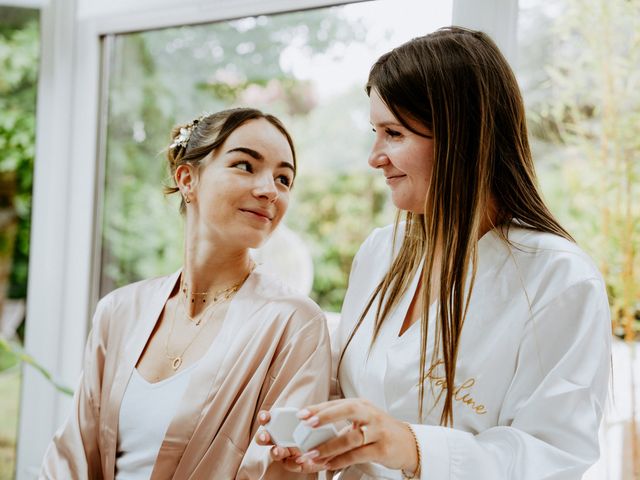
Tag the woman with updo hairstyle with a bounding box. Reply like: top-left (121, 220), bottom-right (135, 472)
top-left (257, 27), bottom-right (610, 479)
top-left (41, 107), bottom-right (331, 479)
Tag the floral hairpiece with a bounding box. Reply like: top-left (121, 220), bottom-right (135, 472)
top-left (169, 114), bottom-right (208, 150)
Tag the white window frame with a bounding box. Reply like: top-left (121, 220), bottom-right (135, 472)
top-left (12, 0), bottom-right (517, 477)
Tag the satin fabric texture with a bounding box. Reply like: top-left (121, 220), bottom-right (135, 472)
top-left (41, 267), bottom-right (331, 479)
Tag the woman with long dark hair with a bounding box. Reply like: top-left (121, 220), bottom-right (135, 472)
top-left (258, 27), bottom-right (610, 479)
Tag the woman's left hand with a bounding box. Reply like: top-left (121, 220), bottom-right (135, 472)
top-left (296, 398), bottom-right (419, 473)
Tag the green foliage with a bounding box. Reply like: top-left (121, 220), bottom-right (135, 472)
top-left (0, 12), bottom-right (38, 474)
top-left (0, 337), bottom-right (72, 396)
top-left (99, 8), bottom-right (371, 300)
top-left (0, 368), bottom-right (19, 480)
top-left (0, 345), bottom-right (18, 372)
top-left (288, 172), bottom-right (392, 311)
top-left (0, 15), bottom-right (38, 299)
top-left (529, 0), bottom-right (640, 339)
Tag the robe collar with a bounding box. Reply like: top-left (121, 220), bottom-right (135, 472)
top-left (100, 267), bottom-right (273, 479)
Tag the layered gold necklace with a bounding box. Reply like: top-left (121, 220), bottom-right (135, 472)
top-left (164, 266), bottom-right (254, 371)
top-left (180, 281), bottom-right (242, 325)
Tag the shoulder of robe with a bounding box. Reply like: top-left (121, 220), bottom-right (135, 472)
top-left (504, 226), bottom-right (603, 283)
top-left (99, 273), bottom-right (175, 307)
top-left (91, 273), bottom-right (176, 336)
top-left (348, 223), bottom-right (403, 281)
top-left (251, 269), bottom-right (325, 324)
top-left (492, 226), bottom-right (607, 313)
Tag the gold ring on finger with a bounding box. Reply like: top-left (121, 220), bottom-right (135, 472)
top-left (359, 424), bottom-right (369, 446)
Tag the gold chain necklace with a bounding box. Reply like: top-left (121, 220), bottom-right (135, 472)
top-left (180, 265), bottom-right (254, 324)
top-left (165, 265), bottom-right (255, 370)
top-left (181, 281), bottom-right (241, 305)
top-left (164, 298), bottom-right (223, 371)
top-left (180, 284), bottom-right (240, 325)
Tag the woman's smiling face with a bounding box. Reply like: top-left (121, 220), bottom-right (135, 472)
top-left (188, 118), bottom-right (295, 249)
top-left (368, 89), bottom-right (435, 213)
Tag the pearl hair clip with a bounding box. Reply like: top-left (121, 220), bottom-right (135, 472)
top-left (169, 113), bottom-right (209, 150)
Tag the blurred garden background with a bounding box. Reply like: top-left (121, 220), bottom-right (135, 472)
top-left (0, 7), bottom-right (37, 478)
top-left (1, 0), bottom-right (639, 478)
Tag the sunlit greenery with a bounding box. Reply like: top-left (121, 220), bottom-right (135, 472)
top-left (288, 171), bottom-right (392, 309)
top-left (1, 3), bottom-right (638, 338)
top-left (0, 9), bottom-right (38, 302)
top-left (0, 8), bottom-right (38, 476)
top-left (521, 0), bottom-right (640, 340)
top-left (100, 7), bottom-right (386, 312)
top-left (0, 367), bottom-right (19, 479)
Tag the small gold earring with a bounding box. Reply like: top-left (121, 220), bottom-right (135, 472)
top-left (184, 194), bottom-right (191, 204)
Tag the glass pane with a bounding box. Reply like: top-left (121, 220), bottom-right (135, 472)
top-left (0, 6), bottom-right (39, 479)
top-left (100, 0), bottom-right (453, 312)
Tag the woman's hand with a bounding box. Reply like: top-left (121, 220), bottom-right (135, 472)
top-left (295, 398), bottom-right (419, 473)
top-left (254, 410), bottom-right (329, 474)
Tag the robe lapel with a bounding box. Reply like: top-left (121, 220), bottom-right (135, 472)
top-left (151, 270), bottom-right (267, 479)
top-left (101, 270), bottom-right (181, 480)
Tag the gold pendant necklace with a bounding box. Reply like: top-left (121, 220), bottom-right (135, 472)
top-left (165, 265), bottom-right (255, 370)
top-left (164, 299), bottom-right (216, 371)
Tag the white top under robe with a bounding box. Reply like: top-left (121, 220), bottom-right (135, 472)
top-left (115, 364), bottom-right (197, 479)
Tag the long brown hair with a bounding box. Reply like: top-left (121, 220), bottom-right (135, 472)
top-left (337, 27), bottom-right (573, 426)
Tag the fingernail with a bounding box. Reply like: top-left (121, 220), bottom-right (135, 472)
top-left (259, 432), bottom-right (266, 442)
top-left (305, 416), bottom-right (320, 427)
top-left (274, 447), bottom-right (282, 456)
top-left (305, 450), bottom-right (320, 459)
top-left (295, 456), bottom-right (306, 464)
top-left (259, 412), bottom-right (267, 421)
top-left (297, 408), bottom-right (311, 418)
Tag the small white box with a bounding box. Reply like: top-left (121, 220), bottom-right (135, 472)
top-left (264, 407), bottom-right (300, 448)
top-left (293, 422), bottom-right (339, 453)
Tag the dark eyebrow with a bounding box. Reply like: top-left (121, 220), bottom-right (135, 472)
top-left (227, 146), bottom-right (264, 160)
top-left (278, 162), bottom-right (295, 173)
top-left (227, 146), bottom-right (295, 173)
top-left (370, 120), bottom-right (432, 138)
top-left (370, 121), bottom-right (403, 128)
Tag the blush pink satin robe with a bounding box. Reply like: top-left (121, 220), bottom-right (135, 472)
top-left (40, 268), bottom-right (331, 479)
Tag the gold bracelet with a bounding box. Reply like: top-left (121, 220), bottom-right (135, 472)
top-left (401, 422), bottom-right (421, 479)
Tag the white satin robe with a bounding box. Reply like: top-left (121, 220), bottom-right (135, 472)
top-left (333, 224), bottom-right (611, 479)
top-left (41, 267), bottom-right (331, 479)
